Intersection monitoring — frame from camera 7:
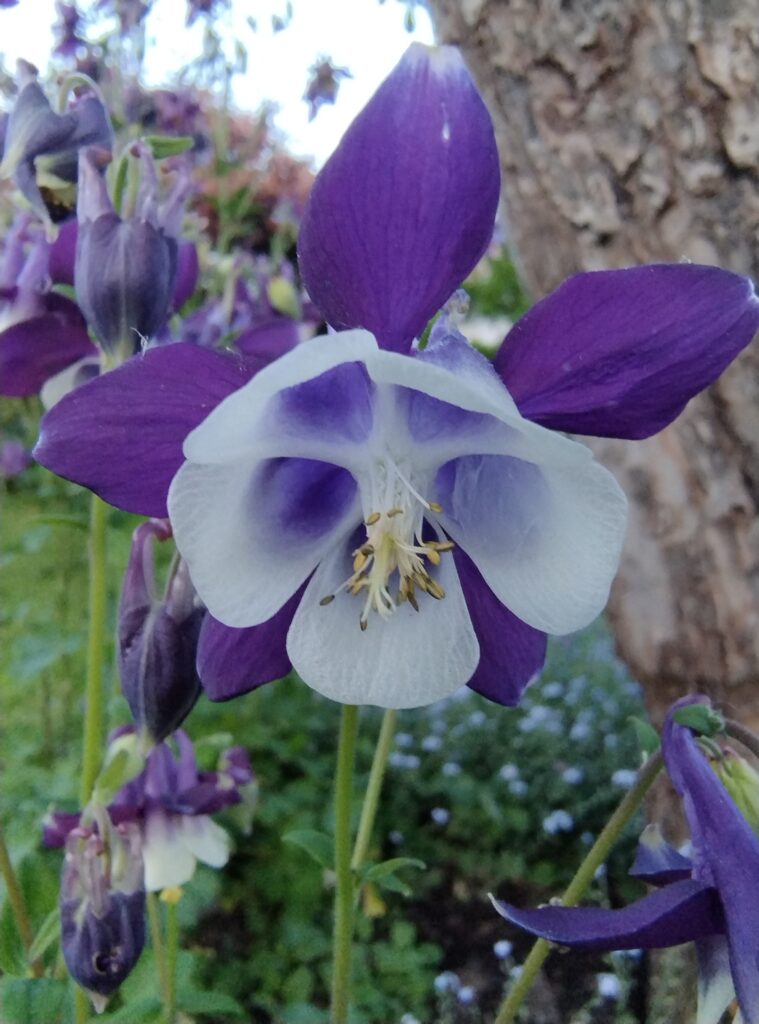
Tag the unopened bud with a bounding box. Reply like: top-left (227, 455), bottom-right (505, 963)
top-left (714, 748), bottom-right (759, 838)
top-left (119, 520), bottom-right (203, 742)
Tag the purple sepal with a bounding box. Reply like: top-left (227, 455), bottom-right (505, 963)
top-left (497, 265), bottom-right (759, 440)
top-left (454, 547), bottom-right (546, 706)
top-left (197, 584), bottom-right (306, 701)
top-left (0, 295), bottom-right (96, 397)
top-left (233, 315), bottom-right (300, 371)
top-left (491, 878), bottom-right (724, 951)
top-left (629, 824), bottom-right (693, 886)
top-left (48, 218), bottom-right (77, 285)
top-left (43, 810), bottom-right (81, 848)
top-left (34, 342), bottom-right (252, 517)
top-left (119, 520), bottom-right (203, 742)
top-left (298, 44), bottom-right (500, 352)
top-left (171, 241), bottom-right (199, 311)
top-left (0, 439), bottom-right (31, 478)
top-left (664, 697), bottom-right (759, 1023)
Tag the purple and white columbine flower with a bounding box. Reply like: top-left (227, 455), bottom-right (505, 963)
top-left (46, 731), bottom-right (254, 892)
top-left (492, 696), bottom-right (759, 1024)
top-left (35, 45), bottom-right (759, 710)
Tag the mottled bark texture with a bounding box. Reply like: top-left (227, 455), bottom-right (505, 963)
top-left (428, 0), bottom-right (759, 731)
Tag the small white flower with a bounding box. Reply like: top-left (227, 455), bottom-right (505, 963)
top-left (542, 809), bottom-right (574, 834)
top-left (431, 807), bottom-right (450, 825)
top-left (493, 939), bottom-right (513, 960)
top-left (611, 769), bottom-right (637, 788)
top-left (597, 973), bottom-right (621, 999)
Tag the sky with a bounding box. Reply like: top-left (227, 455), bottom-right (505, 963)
top-left (0, 0), bottom-right (435, 166)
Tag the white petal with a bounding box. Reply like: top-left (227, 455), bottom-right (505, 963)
top-left (286, 538), bottom-right (479, 708)
top-left (40, 355), bottom-right (100, 409)
top-left (183, 328), bottom-right (378, 465)
top-left (168, 456), bottom-right (360, 626)
top-left (437, 453), bottom-right (628, 635)
top-left (142, 811), bottom-right (197, 892)
top-left (697, 937), bottom-right (735, 1024)
top-left (177, 816), bottom-right (230, 870)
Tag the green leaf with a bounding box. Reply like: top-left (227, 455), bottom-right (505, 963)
top-left (673, 704), bottom-right (725, 738)
top-left (363, 857), bottom-right (425, 883)
top-left (98, 996), bottom-right (163, 1022)
top-left (373, 873), bottom-right (411, 896)
top-left (0, 901), bottom-right (26, 976)
top-left (27, 908), bottom-right (60, 963)
top-left (144, 135), bottom-right (194, 158)
top-left (26, 514), bottom-right (88, 532)
top-left (177, 989), bottom-right (246, 1017)
top-left (629, 716), bottom-right (661, 755)
top-left (282, 829), bottom-right (333, 869)
top-left (0, 978), bottom-right (69, 1024)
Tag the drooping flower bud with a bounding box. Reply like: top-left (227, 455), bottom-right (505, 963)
top-left (60, 818), bottom-right (145, 1007)
top-left (0, 61), bottom-right (112, 224)
top-left (713, 747), bottom-right (759, 838)
top-left (118, 519), bottom-right (204, 743)
top-left (74, 143), bottom-right (187, 362)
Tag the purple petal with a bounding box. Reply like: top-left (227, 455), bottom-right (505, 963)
top-left (298, 44), bottom-right (500, 352)
top-left (34, 343), bottom-right (252, 516)
top-left (492, 878), bottom-right (724, 951)
top-left (197, 585), bottom-right (305, 701)
top-left (49, 218), bottom-right (77, 285)
top-left (629, 824), bottom-right (694, 886)
top-left (171, 241), bottom-right (198, 312)
top-left (233, 315), bottom-right (300, 370)
top-left (454, 547), bottom-right (546, 706)
top-left (664, 699), bottom-right (759, 1024)
top-left (497, 265), bottom-right (759, 440)
top-left (0, 298), bottom-right (95, 397)
top-left (274, 361), bottom-right (374, 444)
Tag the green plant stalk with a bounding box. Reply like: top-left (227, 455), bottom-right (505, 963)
top-left (493, 750), bottom-right (664, 1024)
top-left (74, 989), bottom-right (89, 1024)
top-left (147, 893), bottom-right (168, 1005)
top-left (725, 718), bottom-right (759, 761)
top-left (165, 900), bottom-right (179, 1024)
top-left (0, 822), bottom-right (43, 977)
top-left (80, 495), bottom-right (108, 805)
top-left (330, 705), bottom-right (360, 1024)
top-left (351, 709), bottom-right (397, 872)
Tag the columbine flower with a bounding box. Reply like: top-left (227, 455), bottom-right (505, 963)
top-left (0, 60), bottom-right (112, 224)
top-left (0, 215), bottom-right (95, 397)
top-left (46, 731), bottom-right (254, 892)
top-left (35, 44), bottom-right (759, 710)
top-left (492, 696), bottom-right (759, 1024)
top-left (118, 519), bottom-right (204, 743)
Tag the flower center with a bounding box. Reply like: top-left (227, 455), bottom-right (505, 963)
top-left (320, 457), bottom-right (455, 630)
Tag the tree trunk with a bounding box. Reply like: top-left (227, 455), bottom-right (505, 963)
top-left (427, 0), bottom-right (759, 731)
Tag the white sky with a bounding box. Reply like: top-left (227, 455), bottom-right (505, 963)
top-left (0, 0), bottom-right (435, 166)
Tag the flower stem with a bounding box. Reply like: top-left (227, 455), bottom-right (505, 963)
top-left (725, 718), bottom-right (759, 760)
top-left (330, 705), bottom-right (360, 1024)
top-left (147, 893), bottom-right (168, 1005)
top-left (351, 709), bottom-right (397, 872)
top-left (80, 495), bottom-right (108, 805)
top-left (165, 900), bottom-right (179, 1024)
top-left (493, 749), bottom-right (663, 1024)
top-left (0, 822), bottom-right (43, 977)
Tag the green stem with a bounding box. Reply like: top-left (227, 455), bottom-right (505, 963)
top-left (147, 893), bottom-right (168, 1005)
top-left (165, 900), bottom-right (179, 1024)
top-left (74, 989), bottom-right (89, 1024)
top-left (80, 495), bottom-right (108, 805)
top-left (351, 710), bottom-right (397, 872)
top-left (0, 823), bottom-right (42, 977)
top-left (493, 750), bottom-right (664, 1024)
top-left (330, 705), bottom-right (360, 1024)
top-left (725, 718), bottom-right (759, 761)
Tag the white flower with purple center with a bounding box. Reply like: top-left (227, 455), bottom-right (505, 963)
top-left (35, 44), bottom-right (759, 711)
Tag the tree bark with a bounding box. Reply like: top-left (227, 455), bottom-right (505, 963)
top-left (427, 0), bottom-right (759, 731)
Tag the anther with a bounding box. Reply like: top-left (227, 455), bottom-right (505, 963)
top-left (426, 580), bottom-right (446, 600)
top-left (425, 540), bottom-right (455, 552)
top-left (319, 595), bottom-right (335, 607)
top-left (425, 549), bottom-right (441, 566)
top-left (386, 507), bottom-right (403, 518)
top-left (360, 618), bottom-right (368, 632)
top-left (353, 551), bottom-right (368, 572)
top-left (428, 501), bottom-right (444, 514)
top-left (365, 512), bottom-right (381, 526)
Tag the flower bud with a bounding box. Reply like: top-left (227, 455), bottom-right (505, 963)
top-left (74, 143), bottom-right (188, 361)
top-left (60, 820), bottom-right (145, 1005)
top-left (0, 61), bottom-right (112, 224)
top-left (118, 520), bottom-right (203, 742)
top-left (713, 747), bottom-right (759, 838)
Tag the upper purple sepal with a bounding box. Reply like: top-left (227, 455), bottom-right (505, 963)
top-left (629, 824), bottom-right (693, 886)
top-left (497, 264), bottom-right (759, 439)
top-left (298, 44), bottom-right (500, 352)
top-left (34, 343), bottom-right (252, 517)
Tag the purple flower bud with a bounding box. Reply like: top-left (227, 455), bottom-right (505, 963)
top-left (0, 439), bottom-right (31, 478)
top-left (60, 821), bottom-right (145, 1002)
top-left (75, 145), bottom-right (186, 359)
top-left (0, 61), bottom-right (112, 224)
top-left (119, 519), bottom-right (203, 742)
